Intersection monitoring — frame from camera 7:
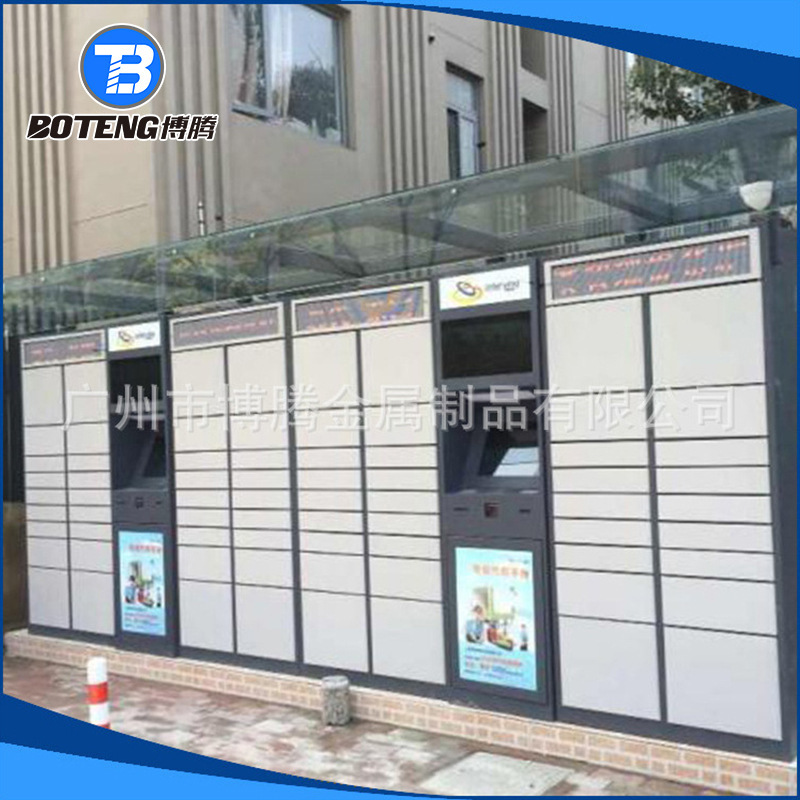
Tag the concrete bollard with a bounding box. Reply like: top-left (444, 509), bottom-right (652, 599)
top-left (87, 656), bottom-right (110, 728)
top-left (321, 675), bottom-right (351, 726)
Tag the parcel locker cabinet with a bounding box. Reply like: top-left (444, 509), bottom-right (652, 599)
top-left (169, 305), bottom-right (296, 663)
top-left (21, 329), bottom-right (115, 638)
top-left (107, 319), bottom-right (178, 655)
top-left (434, 264), bottom-right (553, 715)
top-left (291, 283), bottom-right (447, 685)
top-left (544, 225), bottom-right (796, 758)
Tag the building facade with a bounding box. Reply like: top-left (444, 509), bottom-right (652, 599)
top-left (2, 3), bottom-right (629, 278)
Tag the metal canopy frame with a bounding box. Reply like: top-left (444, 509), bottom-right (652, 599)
top-left (3, 105), bottom-right (796, 336)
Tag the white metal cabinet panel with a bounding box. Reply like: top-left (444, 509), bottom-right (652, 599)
top-left (368, 491), bottom-right (438, 514)
top-left (366, 469), bottom-right (438, 491)
top-left (552, 468), bottom-right (650, 494)
top-left (176, 490), bottom-right (230, 509)
top-left (660, 550), bottom-right (774, 581)
top-left (550, 441), bottom-right (648, 468)
top-left (69, 523), bottom-right (112, 542)
top-left (300, 531), bottom-right (364, 555)
top-left (179, 580), bottom-right (234, 652)
top-left (67, 472), bottom-right (111, 489)
top-left (26, 455), bottom-right (65, 472)
top-left (659, 494), bottom-right (771, 524)
top-left (233, 509), bottom-right (292, 530)
top-left (665, 627), bottom-right (781, 739)
top-left (70, 540), bottom-right (113, 572)
top-left (369, 535), bottom-right (441, 560)
top-left (25, 426), bottom-right (65, 456)
top-left (179, 546), bottom-right (232, 582)
top-left (66, 422), bottom-right (109, 454)
top-left (650, 282), bottom-right (766, 388)
top-left (28, 567), bottom-right (70, 628)
top-left (26, 489), bottom-right (67, 506)
top-left (233, 471), bottom-right (291, 490)
top-left (230, 418), bottom-right (289, 450)
top-left (553, 518), bottom-right (653, 546)
top-left (178, 527), bottom-right (230, 547)
top-left (301, 552), bottom-right (365, 594)
top-left (25, 473), bottom-right (67, 489)
top-left (171, 348), bottom-right (227, 416)
top-left (67, 454), bottom-right (111, 472)
top-left (556, 570), bottom-right (656, 622)
top-left (235, 585), bottom-right (296, 661)
top-left (234, 530), bottom-right (293, 550)
top-left (361, 323), bottom-right (435, 405)
top-left (659, 522), bottom-right (773, 553)
top-left (553, 493), bottom-right (650, 520)
top-left (298, 490), bottom-right (362, 512)
top-left (297, 449), bottom-right (360, 469)
top-left (235, 549), bottom-right (294, 587)
top-left (68, 489), bottom-right (111, 507)
top-left (69, 506), bottom-right (112, 524)
top-left (302, 590), bottom-right (369, 672)
top-left (231, 450), bottom-right (289, 470)
top-left (364, 405), bottom-right (436, 447)
top-left (227, 340), bottom-right (287, 411)
top-left (232, 490), bottom-right (291, 509)
top-left (556, 545), bottom-right (653, 573)
top-left (176, 451), bottom-right (229, 470)
top-left (657, 466), bottom-right (770, 495)
top-left (559, 616), bottom-right (660, 719)
top-left (662, 577), bottom-right (777, 634)
top-left (299, 510), bottom-right (363, 533)
top-left (173, 416), bottom-right (227, 452)
top-left (653, 385), bottom-right (768, 439)
top-left (371, 598), bottom-right (446, 684)
top-left (27, 521), bottom-right (68, 539)
top-left (297, 470), bottom-right (361, 490)
top-left (546, 298), bottom-right (646, 392)
top-left (28, 505), bottom-right (68, 522)
top-left (550, 393), bottom-right (648, 442)
top-left (293, 332), bottom-right (359, 408)
top-left (365, 446), bottom-right (437, 469)
top-left (71, 571), bottom-right (114, 634)
top-left (22, 366), bottom-right (64, 426)
top-left (655, 438), bottom-right (769, 466)
top-left (64, 361), bottom-right (108, 423)
top-left (177, 508), bottom-right (229, 528)
top-left (294, 419), bottom-right (361, 449)
top-left (368, 513), bottom-right (440, 537)
top-left (175, 471), bottom-right (229, 490)
top-left (28, 538), bottom-right (68, 569)
top-left (369, 557), bottom-right (442, 602)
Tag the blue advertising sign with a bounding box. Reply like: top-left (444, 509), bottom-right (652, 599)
top-left (119, 531), bottom-right (166, 636)
top-left (455, 547), bottom-right (536, 692)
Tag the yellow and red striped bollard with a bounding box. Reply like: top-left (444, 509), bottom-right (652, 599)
top-left (86, 657), bottom-right (110, 729)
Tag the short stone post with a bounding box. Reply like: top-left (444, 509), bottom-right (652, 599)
top-left (321, 675), bottom-right (351, 726)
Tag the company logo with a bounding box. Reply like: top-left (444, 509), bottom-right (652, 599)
top-left (450, 280), bottom-right (485, 306)
top-left (80, 25), bottom-right (165, 109)
top-left (108, 322), bottom-right (161, 353)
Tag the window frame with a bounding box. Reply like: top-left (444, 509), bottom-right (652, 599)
top-left (230, 3), bottom-right (348, 146)
top-left (446, 64), bottom-right (483, 179)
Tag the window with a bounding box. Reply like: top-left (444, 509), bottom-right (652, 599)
top-left (230, 4), bottom-right (345, 144)
top-left (447, 68), bottom-right (481, 178)
top-left (520, 29), bottom-right (547, 78)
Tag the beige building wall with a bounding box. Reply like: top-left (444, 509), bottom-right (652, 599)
top-left (3, 3), bottom-right (629, 278)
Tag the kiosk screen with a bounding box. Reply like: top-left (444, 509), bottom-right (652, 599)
top-left (479, 429), bottom-right (540, 479)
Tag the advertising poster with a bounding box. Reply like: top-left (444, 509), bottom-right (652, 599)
top-left (455, 548), bottom-right (536, 692)
top-left (119, 531), bottom-right (166, 636)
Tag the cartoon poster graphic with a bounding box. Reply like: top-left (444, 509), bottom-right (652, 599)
top-left (119, 531), bottom-right (166, 636)
top-left (455, 548), bottom-right (536, 692)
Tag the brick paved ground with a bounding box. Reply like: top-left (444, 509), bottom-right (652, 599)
top-left (3, 656), bottom-right (724, 796)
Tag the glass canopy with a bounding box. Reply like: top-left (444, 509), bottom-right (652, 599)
top-left (3, 105), bottom-right (796, 337)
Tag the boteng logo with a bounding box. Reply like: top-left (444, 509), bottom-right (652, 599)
top-left (451, 280), bottom-right (485, 306)
top-left (80, 25), bottom-right (165, 110)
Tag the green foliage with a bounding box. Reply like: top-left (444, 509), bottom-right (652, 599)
top-left (627, 57), bottom-right (776, 123)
